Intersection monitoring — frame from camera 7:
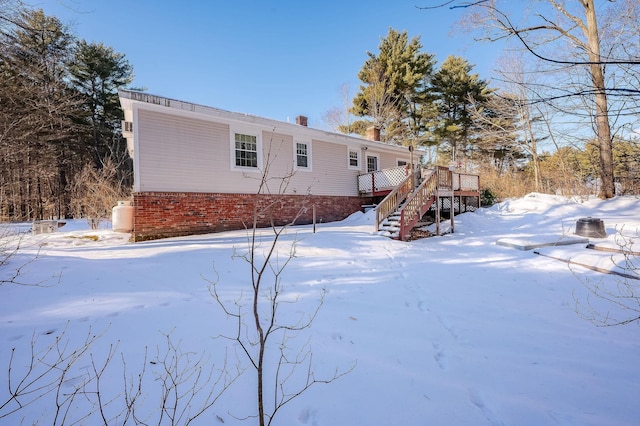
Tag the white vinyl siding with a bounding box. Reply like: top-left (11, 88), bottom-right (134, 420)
top-left (131, 105), bottom-right (411, 197)
top-left (136, 109), bottom-right (227, 192)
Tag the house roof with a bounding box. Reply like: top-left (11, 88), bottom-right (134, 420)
top-left (118, 89), bottom-right (423, 155)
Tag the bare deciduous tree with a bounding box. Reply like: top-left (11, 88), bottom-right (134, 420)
top-left (446, 0), bottom-right (640, 198)
top-left (323, 83), bottom-right (354, 132)
top-left (69, 158), bottom-right (131, 229)
top-left (209, 146), bottom-right (354, 426)
top-left (0, 225), bottom-right (61, 287)
top-left (119, 331), bottom-right (243, 425)
top-left (0, 324), bottom-right (104, 421)
top-left (574, 228), bottom-right (640, 327)
top-left (1, 325), bottom-right (240, 425)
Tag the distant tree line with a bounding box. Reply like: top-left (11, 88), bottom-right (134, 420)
top-left (0, 2), bottom-right (133, 221)
top-left (332, 0), bottom-right (640, 200)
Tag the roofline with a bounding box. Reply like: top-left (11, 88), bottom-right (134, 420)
top-left (118, 89), bottom-right (425, 154)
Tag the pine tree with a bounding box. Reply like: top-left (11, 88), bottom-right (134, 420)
top-left (431, 55), bottom-right (490, 164)
top-left (351, 28), bottom-right (436, 144)
top-left (0, 6), bottom-right (134, 220)
top-left (69, 40), bottom-right (133, 181)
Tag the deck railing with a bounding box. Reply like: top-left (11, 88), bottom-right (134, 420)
top-left (436, 166), bottom-right (452, 190)
top-left (364, 164), bottom-right (480, 239)
top-left (455, 172), bottom-right (480, 191)
top-left (358, 166), bottom-right (409, 194)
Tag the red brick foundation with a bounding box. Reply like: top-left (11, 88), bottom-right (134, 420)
top-left (132, 192), bottom-right (374, 241)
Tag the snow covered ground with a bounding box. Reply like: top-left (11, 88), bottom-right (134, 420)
top-left (1, 193), bottom-right (639, 425)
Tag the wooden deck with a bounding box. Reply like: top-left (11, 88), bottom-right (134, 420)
top-left (358, 166), bottom-right (481, 240)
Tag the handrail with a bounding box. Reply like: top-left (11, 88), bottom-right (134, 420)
top-left (374, 173), bottom-right (414, 232)
top-left (398, 171), bottom-right (438, 240)
top-left (374, 165), bottom-right (479, 239)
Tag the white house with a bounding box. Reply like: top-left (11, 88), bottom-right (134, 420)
top-left (118, 90), bottom-right (416, 241)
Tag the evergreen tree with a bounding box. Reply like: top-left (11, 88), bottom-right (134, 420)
top-left (351, 28), bottom-right (436, 144)
top-left (431, 55), bottom-right (490, 164)
top-left (69, 40), bottom-right (133, 179)
top-left (0, 6), bottom-right (135, 220)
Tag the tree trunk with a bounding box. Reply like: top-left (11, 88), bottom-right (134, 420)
top-left (583, 0), bottom-right (615, 198)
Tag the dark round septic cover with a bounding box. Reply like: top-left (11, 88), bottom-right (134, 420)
top-left (575, 217), bottom-right (606, 238)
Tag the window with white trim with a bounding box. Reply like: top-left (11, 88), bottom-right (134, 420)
top-left (235, 133), bottom-right (258, 168)
top-left (397, 160), bottom-right (408, 167)
top-left (230, 127), bottom-right (262, 171)
top-left (296, 142), bottom-right (309, 169)
top-left (367, 155), bottom-right (379, 173)
top-left (348, 148), bottom-right (360, 169)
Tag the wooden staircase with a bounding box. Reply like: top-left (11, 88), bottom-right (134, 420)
top-left (358, 165), bottom-right (480, 240)
top-left (376, 168), bottom-right (441, 240)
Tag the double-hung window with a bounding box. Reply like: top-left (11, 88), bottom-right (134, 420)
top-left (348, 148), bottom-right (360, 170)
top-left (296, 142), bottom-right (309, 168)
top-left (235, 133), bottom-right (257, 168)
top-left (231, 128), bottom-right (261, 171)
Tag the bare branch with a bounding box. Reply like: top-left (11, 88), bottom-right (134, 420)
top-left (209, 140), bottom-right (354, 426)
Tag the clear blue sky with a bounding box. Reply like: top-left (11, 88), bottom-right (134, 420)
top-left (38, 0), bottom-right (503, 129)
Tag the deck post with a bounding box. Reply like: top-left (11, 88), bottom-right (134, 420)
top-left (450, 193), bottom-right (455, 233)
top-left (435, 195), bottom-right (440, 236)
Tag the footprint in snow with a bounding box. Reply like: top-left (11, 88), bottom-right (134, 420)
top-left (468, 387), bottom-right (504, 426)
top-left (432, 342), bottom-right (447, 370)
top-left (298, 407), bottom-right (318, 425)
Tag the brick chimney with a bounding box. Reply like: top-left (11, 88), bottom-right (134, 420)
top-left (296, 115), bottom-right (308, 127)
top-left (365, 126), bottom-right (380, 141)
